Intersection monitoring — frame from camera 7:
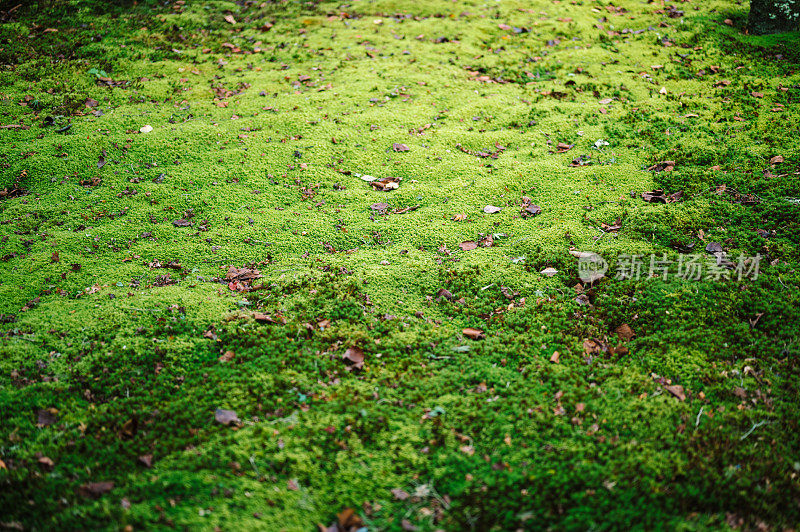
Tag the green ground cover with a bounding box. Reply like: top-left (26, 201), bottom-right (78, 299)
top-left (1, 0), bottom-right (799, 529)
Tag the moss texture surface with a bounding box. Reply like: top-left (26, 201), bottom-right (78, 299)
top-left (1, 0), bottom-right (800, 530)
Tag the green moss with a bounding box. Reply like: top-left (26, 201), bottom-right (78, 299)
top-left (1, 0), bottom-right (800, 529)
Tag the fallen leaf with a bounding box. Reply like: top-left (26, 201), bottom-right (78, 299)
top-left (391, 488), bottom-right (410, 500)
top-left (219, 350), bottom-right (235, 363)
top-left (337, 508), bottom-right (363, 529)
top-left (370, 176), bottom-right (401, 191)
top-left (401, 520), bottom-right (418, 531)
top-left (215, 408), bottom-right (239, 426)
top-left (343, 347), bottom-right (365, 369)
top-left (224, 14), bottom-right (237, 24)
top-left (139, 125), bottom-right (153, 134)
top-left (119, 418), bottom-right (137, 439)
top-left (483, 205), bottom-right (502, 214)
top-left (392, 143), bottom-right (410, 152)
top-left (664, 384), bottom-right (686, 401)
top-left (647, 161), bottom-right (675, 172)
top-left (138, 454), bottom-right (153, 468)
top-left (78, 482), bottom-right (114, 498)
top-left (463, 327), bottom-right (484, 340)
top-left (583, 338), bottom-right (605, 355)
top-left (521, 204), bottom-right (541, 217)
top-left (769, 155), bottom-right (784, 165)
top-left (556, 142), bottom-right (574, 153)
top-left (641, 189), bottom-right (682, 203)
top-left (172, 219), bottom-right (193, 227)
top-left (600, 218), bottom-right (622, 232)
top-left (478, 234), bottom-right (494, 247)
top-left (252, 313), bottom-right (274, 325)
top-left (436, 288), bottom-right (454, 301)
top-left (37, 408), bottom-right (57, 427)
top-left (550, 351), bottom-right (560, 363)
top-left (459, 241), bottom-right (478, 251)
top-left (540, 267), bottom-right (558, 277)
top-left (615, 324), bottom-right (635, 341)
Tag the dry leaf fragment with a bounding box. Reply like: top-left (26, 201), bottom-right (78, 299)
top-left (337, 508), bottom-right (363, 529)
top-left (459, 241), bottom-right (478, 251)
top-left (769, 155), bottom-right (784, 165)
top-left (540, 267), bottom-right (558, 277)
top-left (343, 347), bottom-right (365, 368)
top-left (615, 324), bottom-right (635, 341)
top-left (463, 327), bottom-right (484, 340)
top-left (521, 204), bottom-right (542, 217)
top-left (253, 312), bottom-right (275, 323)
top-left (647, 161), bottom-right (675, 172)
top-left (78, 482), bottom-right (114, 498)
top-left (483, 205), bottom-right (502, 214)
top-left (436, 288), bottom-right (454, 301)
top-left (556, 142), bottom-right (574, 153)
top-left (37, 408), bottom-right (57, 427)
top-left (219, 350), bottom-right (235, 363)
top-left (370, 176), bottom-right (401, 191)
top-left (583, 338), bottom-right (605, 355)
top-left (550, 351), bottom-right (560, 363)
top-left (215, 408), bottom-right (239, 426)
top-left (391, 488), bottom-right (410, 500)
top-left (392, 143), bottom-right (410, 152)
top-left (664, 384), bottom-right (686, 401)
top-left (224, 14), bottom-right (237, 24)
top-left (641, 189), bottom-right (682, 203)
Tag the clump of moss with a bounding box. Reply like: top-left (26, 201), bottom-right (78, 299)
top-left (1, 0), bottom-right (800, 529)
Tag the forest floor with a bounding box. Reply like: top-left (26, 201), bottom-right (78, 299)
top-left (1, 0), bottom-right (800, 530)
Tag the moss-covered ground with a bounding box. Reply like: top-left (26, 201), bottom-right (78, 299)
top-left (1, 0), bottom-right (800, 529)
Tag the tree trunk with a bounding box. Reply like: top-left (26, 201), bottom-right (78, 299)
top-left (748, 0), bottom-right (800, 35)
